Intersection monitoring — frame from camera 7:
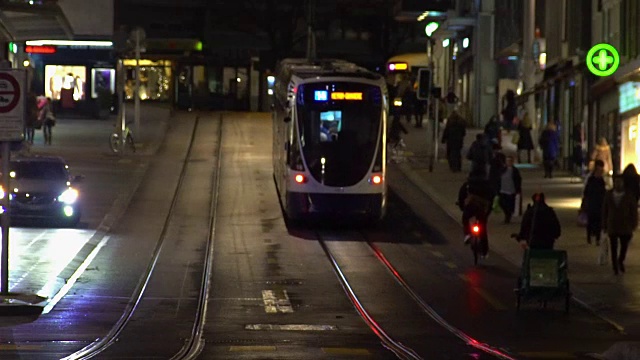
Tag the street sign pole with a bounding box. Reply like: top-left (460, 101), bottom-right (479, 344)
top-left (0, 68), bottom-right (25, 295)
top-left (1, 141), bottom-right (9, 294)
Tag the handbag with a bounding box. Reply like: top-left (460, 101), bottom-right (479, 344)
top-left (577, 211), bottom-right (588, 227)
top-left (492, 195), bottom-right (501, 213)
top-left (511, 132), bottom-right (520, 144)
top-left (598, 235), bottom-right (609, 265)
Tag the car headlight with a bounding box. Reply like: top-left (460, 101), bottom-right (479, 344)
top-left (58, 187), bottom-right (79, 205)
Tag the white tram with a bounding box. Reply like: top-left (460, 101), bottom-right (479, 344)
top-left (272, 58), bottom-right (388, 221)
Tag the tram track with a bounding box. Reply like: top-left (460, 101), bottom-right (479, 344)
top-left (61, 113), bottom-right (223, 360)
top-left (316, 228), bottom-right (517, 360)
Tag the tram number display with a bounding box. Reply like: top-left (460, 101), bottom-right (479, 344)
top-left (314, 90), bottom-right (363, 101)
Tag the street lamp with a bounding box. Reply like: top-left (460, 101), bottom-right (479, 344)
top-left (425, 22), bottom-right (439, 37)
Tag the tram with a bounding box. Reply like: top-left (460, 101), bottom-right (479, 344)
top-left (272, 58), bottom-right (388, 222)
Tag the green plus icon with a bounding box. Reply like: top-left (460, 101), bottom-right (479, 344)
top-left (586, 43), bottom-right (620, 77)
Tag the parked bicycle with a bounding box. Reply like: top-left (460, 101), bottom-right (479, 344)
top-left (109, 123), bottom-right (136, 153)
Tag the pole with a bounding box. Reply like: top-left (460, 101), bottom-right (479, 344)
top-left (523, 0), bottom-right (536, 143)
top-left (134, 28), bottom-right (141, 137)
top-left (117, 58), bottom-right (126, 153)
top-left (1, 142), bottom-right (10, 294)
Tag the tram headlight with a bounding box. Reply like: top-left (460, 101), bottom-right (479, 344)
top-left (294, 174), bottom-right (307, 184)
top-left (369, 174), bottom-right (383, 185)
top-left (393, 98), bottom-right (403, 107)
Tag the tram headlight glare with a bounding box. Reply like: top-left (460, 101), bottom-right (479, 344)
top-left (294, 174), bottom-right (306, 183)
top-left (370, 175), bottom-right (383, 185)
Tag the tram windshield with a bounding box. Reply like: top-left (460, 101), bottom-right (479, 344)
top-left (296, 82), bottom-right (383, 186)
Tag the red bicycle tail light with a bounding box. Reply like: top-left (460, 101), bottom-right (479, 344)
top-left (472, 224), bottom-right (480, 234)
top-left (294, 174), bottom-right (306, 183)
top-left (370, 174), bottom-right (382, 185)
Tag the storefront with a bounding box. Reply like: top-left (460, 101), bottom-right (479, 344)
top-left (618, 81), bottom-right (640, 171)
top-left (23, 41), bottom-right (115, 117)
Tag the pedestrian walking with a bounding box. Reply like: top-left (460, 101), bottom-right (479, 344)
top-left (539, 121), bottom-right (560, 178)
top-left (467, 133), bottom-right (493, 178)
top-left (516, 111), bottom-right (534, 163)
top-left (572, 122), bottom-right (585, 177)
top-left (583, 160), bottom-right (607, 245)
top-left (591, 137), bottom-right (613, 186)
top-left (621, 163), bottom-right (640, 203)
top-left (484, 115), bottom-right (501, 150)
top-left (25, 92), bottom-right (39, 144)
top-left (412, 90), bottom-right (425, 128)
top-left (501, 90), bottom-right (517, 130)
top-left (602, 175), bottom-right (639, 275)
top-left (497, 155), bottom-right (522, 223)
top-left (445, 88), bottom-right (459, 117)
top-left (38, 97), bottom-right (55, 145)
top-left (441, 110), bottom-right (466, 172)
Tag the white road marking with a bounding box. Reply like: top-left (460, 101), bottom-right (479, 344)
top-left (42, 235), bottom-right (110, 314)
top-left (262, 289), bottom-right (294, 313)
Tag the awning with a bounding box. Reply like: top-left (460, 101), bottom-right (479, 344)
top-left (0, 2), bottom-right (73, 41)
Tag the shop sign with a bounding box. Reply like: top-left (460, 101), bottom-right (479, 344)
top-left (0, 70), bottom-right (25, 141)
top-left (25, 45), bottom-right (56, 54)
top-left (586, 43), bottom-right (620, 77)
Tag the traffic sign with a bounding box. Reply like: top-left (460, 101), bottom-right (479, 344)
top-left (586, 43), bottom-right (620, 77)
top-left (0, 70), bottom-right (25, 141)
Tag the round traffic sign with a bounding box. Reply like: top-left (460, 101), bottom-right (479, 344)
top-left (0, 73), bottom-right (21, 113)
top-left (586, 43), bottom-right (620, 77)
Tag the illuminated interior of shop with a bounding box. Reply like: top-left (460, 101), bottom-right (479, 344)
top-left (45, 65), bottom-right (86, 101)
top-left (91, 68), bottom-right (115, 98)
top-left (621, 114), bottom-right (639, 170)
top-left (123, 59), bottom-right (172, 101)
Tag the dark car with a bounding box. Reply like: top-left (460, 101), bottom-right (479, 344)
top-left (1, 155), bottom-right (82, 227)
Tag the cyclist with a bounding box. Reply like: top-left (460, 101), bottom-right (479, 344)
top-left (457, 168), bottom-right (494, 257)
top-left (514, 192), bottom-right (561, 250)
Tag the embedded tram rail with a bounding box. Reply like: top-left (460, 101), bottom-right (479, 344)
top-left (314, 228), bottom-right (516, 360)
top-left (60, 114), bottom-right (222, 360)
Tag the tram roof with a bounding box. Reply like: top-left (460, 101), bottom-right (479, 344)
top-left (278, 58), bottom-right (382, 81)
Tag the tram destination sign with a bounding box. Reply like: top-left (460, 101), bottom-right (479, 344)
top-left (0, 70), bottom-right (25, 141)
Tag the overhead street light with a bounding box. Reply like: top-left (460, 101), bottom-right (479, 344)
top-left (425, 22), bottom-right (439, 37)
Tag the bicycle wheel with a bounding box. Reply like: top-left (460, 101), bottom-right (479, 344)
top-left (109, 133), bottom-right (121, 153)
top-left (471, 238), bottom-right (478, 265)
top-left (126, 133), bottom-right (136, 153)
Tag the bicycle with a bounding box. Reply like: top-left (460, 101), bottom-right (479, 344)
top-left (468, 219), bottom-right (482, 265)
top-left (109, 123), bottom-right (136, 153)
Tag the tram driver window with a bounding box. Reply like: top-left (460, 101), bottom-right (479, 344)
top-left (319, 111), bottom-right (342, 142)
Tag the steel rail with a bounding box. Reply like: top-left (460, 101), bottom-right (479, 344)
top-left (317, 232), bottom-right (423, 360)
top-left (62, 115), bottom-right (203, 360)
top-left (366, 241), bottom-right (517, 360)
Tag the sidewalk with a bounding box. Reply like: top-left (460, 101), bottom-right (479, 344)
top-left (391, 118), bottom-right (640, 332)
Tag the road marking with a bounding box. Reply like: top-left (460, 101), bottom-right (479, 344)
top-left (42, 235), bottom-right (111, 314)
top-left (0, 344), bottom-right (43, 350)
top-left (430, 250), bottom-right (444, 258)
top-left (445, 261), bottom-right (457, 269)
top-left (262, 290), bottom-right (293, 313)
top-left (322, 347), bottom-right (371, 355)
top-left (229, 346), bottom-right (276, 352)
top-left (246, 324), bottom-right (337, 331)
top-left (458, 274), bottom-right (508, 310)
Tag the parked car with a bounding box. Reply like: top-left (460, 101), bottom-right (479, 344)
top-left (1, 155), bottom-right (82, 227)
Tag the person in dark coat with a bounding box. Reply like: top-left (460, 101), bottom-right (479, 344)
top-left (441, 110), bottom-right (466, 172)
top-left (459, 168), bottom-right (495, 257)
top-left (539, 121), bottom-right (560, 178)
top-left (621, 163), bottom-right (640, 203)
top-left (501, 90), bottom-right (517, 130)
top-left (488, 150), bottom-right (506, 198)
top-left (25, 92), bottom-right (39, 144)
top-left (484, 115), bottom-right (501, 150)
top-left (516, 192), bottom-right (561, 250)
top-left (602, 175), bottom-right (639, 275)
top-left (497, 155), bottom-right (522, 223)
top-left (516, 111), bottom-right (534, 163)
top-left (411, 91), bottom-right (426, 128)
top-left (584, 160), bottom-right (607, 245)
top-left (467, 133), bottom-right (493, 178)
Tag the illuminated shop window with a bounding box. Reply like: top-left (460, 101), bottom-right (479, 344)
top-left (123, 59), bottom-right (173, 101)
top-left (44, 65), bottom-right (86, 101)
